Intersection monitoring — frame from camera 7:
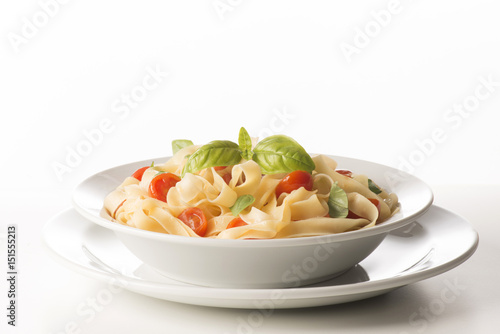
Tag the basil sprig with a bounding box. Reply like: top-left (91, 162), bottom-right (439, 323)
top-left (252, 135), bottom-right (315, 174)
top-left (177, 127), bottom-right (315, 176)
top-left (328, 182), bottom-right (348, 218)
top-left (182, 140), bottom-right (241, 177)
top-left (230, 194), bottom-right (255, 216)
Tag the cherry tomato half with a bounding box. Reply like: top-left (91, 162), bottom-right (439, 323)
top-left (131, 166), bottom-right (149, 181)
top-left (226, 217), bottom-right (248, 229)
top-left (177, 207), bottom-right (208, 237)
top-left (148, 173), bottom-right (181, 202)
top-left (369, 198), bottom-right (381, 213)
top-left (275, 170), bottom-right (313, 198)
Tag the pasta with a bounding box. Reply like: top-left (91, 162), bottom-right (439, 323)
top-left (102, 132), bottom-right (399, 239)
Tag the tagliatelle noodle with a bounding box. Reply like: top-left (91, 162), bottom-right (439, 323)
top-left (103, 177), bottom-right (149, 223)
top-left (228, 160), bottom-right (262, 197)
top-left (289, 192), bottom-right (329, 221)
top-left (205, 213), bottom-right (236, 237)
top-left (103, 177), bottom-right (142, 218)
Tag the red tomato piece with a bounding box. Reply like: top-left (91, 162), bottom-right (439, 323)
top-left (275, 170), bottom-right (313, 198)
top-left (226, 217), bottom-right (248, 229)
top-left (131, 166), bottom-right (149, 181)
top-left (148, 173), bottom-right (181, 202)
top-left (222, 173), bottom-right (232, 185)
top-left (368, 198), bottom-right (381, 215)
top-left (177, 207), bottom-right (208, 237)
top-left (213, 166), bottom-right (232, 184)
top-left (335, 169), bottom-right (352, 178)
top-left (347, 210), bottom-right (361, 219)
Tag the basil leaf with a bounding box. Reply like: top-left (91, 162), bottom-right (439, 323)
top-left (172, 139), bottom-right (194, 154)
top-left (182, 140), bottom-right (241, 176)
top-left (230, 195), bottom-right (255, 216)
top-left (252, 135), bottom-right (315, 174)
top-left (368, 179), bottom-right (382, 194)
top-left (328, 183), bottom-right (348, 218)
top-left (238, 127), bottom-right (253, 160)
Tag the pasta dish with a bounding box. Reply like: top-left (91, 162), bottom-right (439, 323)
top-left (103, 128), bottom-right (399, 239)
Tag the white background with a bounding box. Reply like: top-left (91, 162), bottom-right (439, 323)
top-left (0, 1), bottom-right (499, 333)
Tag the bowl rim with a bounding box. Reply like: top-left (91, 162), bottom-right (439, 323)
top-left (72, 154), bottom-right (434, 248)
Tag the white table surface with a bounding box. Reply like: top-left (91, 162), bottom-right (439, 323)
top-left (1, 184), bottom-right (498, 334)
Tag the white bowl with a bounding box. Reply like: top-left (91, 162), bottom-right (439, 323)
top-left (72, 155), bottom-right (433, 289)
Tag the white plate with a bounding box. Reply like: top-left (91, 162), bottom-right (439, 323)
top-left (43, 205), bottom-right (478, 309)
